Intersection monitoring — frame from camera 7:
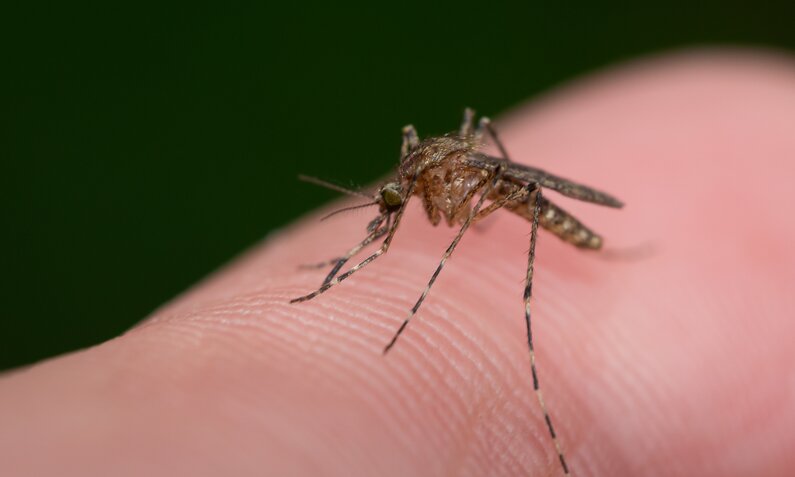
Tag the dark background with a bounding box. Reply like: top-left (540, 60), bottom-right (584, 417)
top-left (2, 2), bottom-right (793, 371)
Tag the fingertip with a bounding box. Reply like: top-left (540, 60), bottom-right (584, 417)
top-left (4, 48), bottom-right (795, 477)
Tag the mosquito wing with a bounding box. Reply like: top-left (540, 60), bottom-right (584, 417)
top-left (465, 153), bottom-right (624, 208)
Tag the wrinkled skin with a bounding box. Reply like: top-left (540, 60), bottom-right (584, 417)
top-left (2, 50), bottom-right (794, 477)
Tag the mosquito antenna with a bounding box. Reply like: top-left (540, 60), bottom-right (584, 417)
top-left (320, 202), bottom-right (378, 221)
top-left (298, 175), bottom-right (371, 200)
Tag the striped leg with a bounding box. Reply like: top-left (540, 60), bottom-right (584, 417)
top-left (382, 166), bottom-right (503, 354)
top-left (299, 216), bottom-right (387, 272)
top-left (320, 215), bottom-right (390, 286)
top-left (290, 178), bottom-right (418, 304)
top-left (525, 186), bottom-right (570, 475)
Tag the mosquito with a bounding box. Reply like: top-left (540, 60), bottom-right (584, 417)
top-left (291, 108), bottom-right (623, 476)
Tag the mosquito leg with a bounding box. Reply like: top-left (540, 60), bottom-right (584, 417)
top-left (401, 125), bottom-right (419, 159)
top-left (321, 216), bottom-right (390, 286)
top-left (472, 184), bottom-right (532, 222)
top-left (290, 177), bottom-right (418, 304)
top-left (299, 216), bottom-right (385, 273)
top-left (473, 116), bottom-right (486, 144)
top-left (459, 107), bottom-right (476, 137)
top-left (382, 166), bottom-right (503, 354)
top-left (449, 175), bottom-right (489, 225)
top-left (475, 116), bottom-right (512, 162)
top-left (298, 258), bottom-right (344, 270)
top-left (524, 186), bottom-right (570, 476)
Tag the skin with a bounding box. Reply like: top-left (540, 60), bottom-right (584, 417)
top-left (1, 49), bottom-right (794, 477)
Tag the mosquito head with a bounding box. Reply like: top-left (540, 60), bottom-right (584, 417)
top-left (377, 182), bottom-right (404, 213)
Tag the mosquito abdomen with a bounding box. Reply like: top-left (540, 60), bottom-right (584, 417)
top-left (509, 196), bottom-right (603, 249)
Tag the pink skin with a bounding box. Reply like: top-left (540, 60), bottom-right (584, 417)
top-left (2, 49), bottom-right (795, 477)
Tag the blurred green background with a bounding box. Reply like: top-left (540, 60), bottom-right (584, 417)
top-left (2, 2), bottom-right (793, 371)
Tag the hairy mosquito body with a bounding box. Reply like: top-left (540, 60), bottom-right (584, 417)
top-left (291, 109), bottom-right (623, 476)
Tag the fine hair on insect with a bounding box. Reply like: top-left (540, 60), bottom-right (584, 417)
top-left (291, 108), bottom-right (624, 476)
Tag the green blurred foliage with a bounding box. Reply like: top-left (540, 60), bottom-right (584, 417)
top-left (2, 1), bottom-right (793, 370)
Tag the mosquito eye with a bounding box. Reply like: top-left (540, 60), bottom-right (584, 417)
top-left (382, 188), bottom-right (402, 207)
